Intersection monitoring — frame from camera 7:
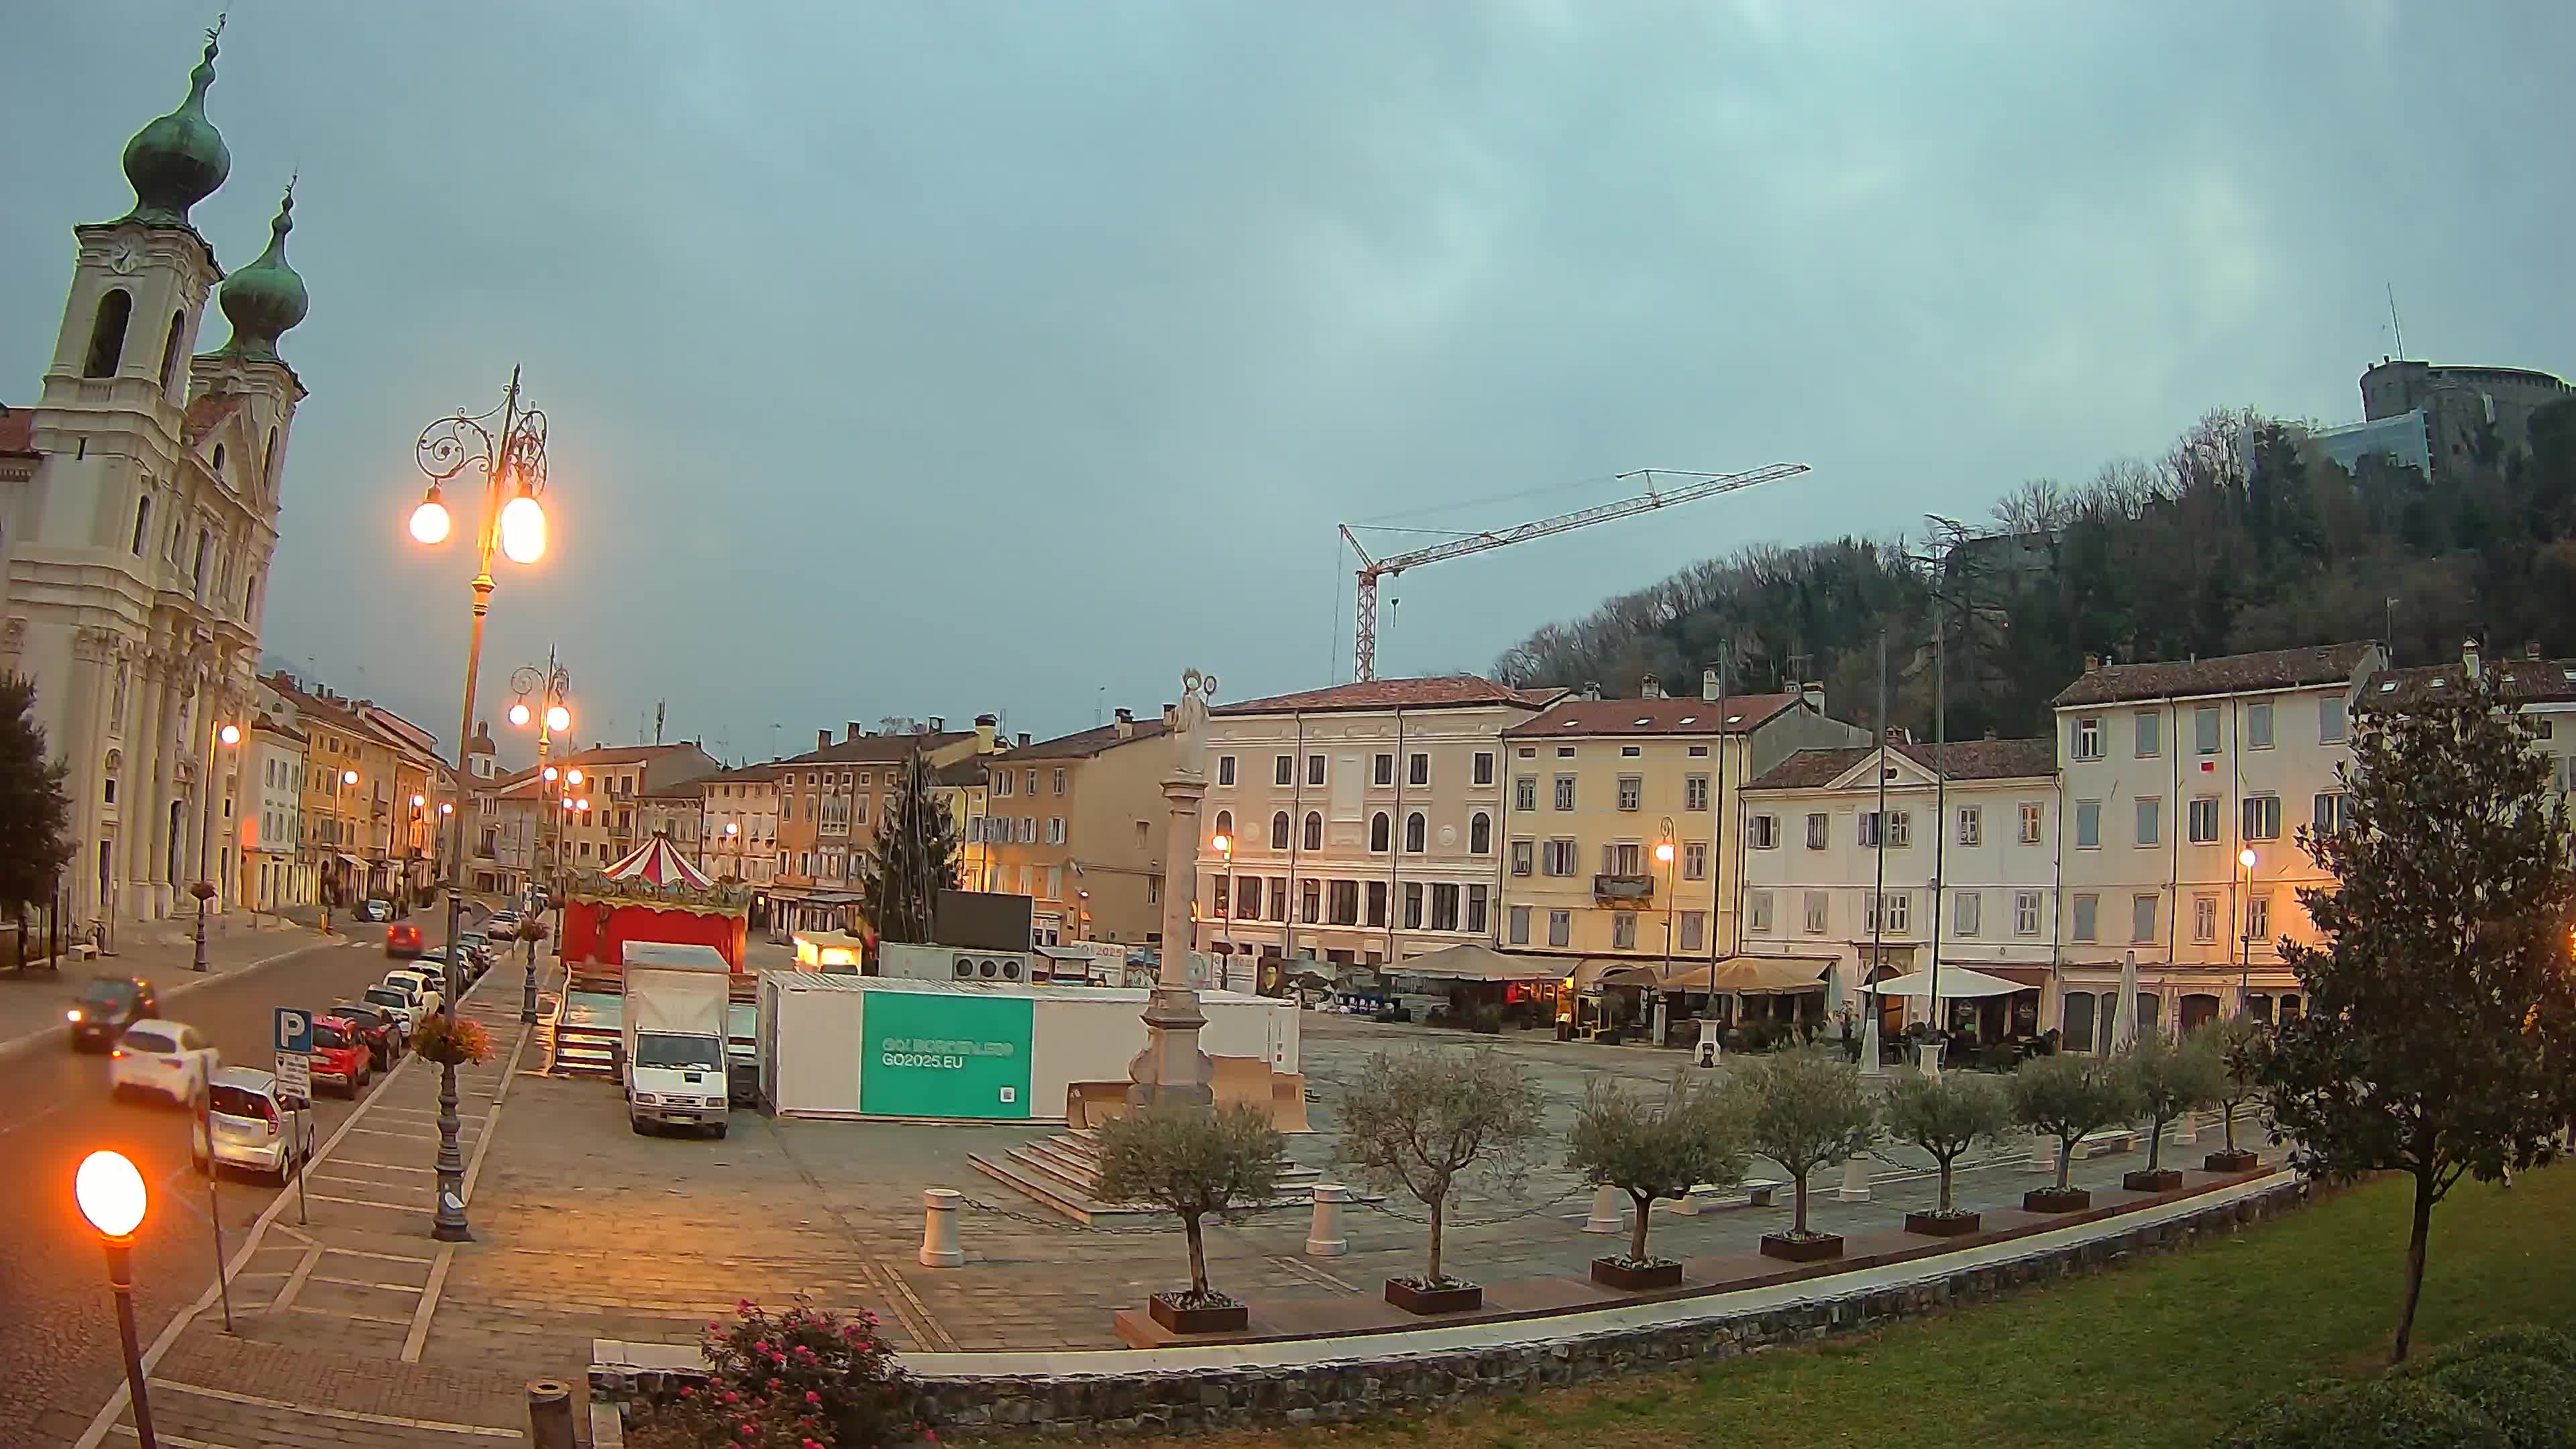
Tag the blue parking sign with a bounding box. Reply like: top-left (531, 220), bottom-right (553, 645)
top-left (274, 1007), bottom-right (312, 1056)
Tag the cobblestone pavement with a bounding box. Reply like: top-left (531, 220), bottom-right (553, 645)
top-left (73, 922), bottom-right (536, 1449)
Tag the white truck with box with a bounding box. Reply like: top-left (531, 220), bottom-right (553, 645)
top-left (621, 942), bottom-right (732, 1138)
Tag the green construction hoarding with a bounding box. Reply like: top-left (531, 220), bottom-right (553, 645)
top-left (859, 990), bottom-right (1034, 1120)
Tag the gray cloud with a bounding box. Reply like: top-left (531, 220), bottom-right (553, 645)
top-left (7, 1), bottom-right (2569, 763)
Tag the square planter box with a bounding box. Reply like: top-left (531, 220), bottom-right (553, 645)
top-left (1384, 1278), bottom-right (1484, 1315)
top-left (1759, 1232), bottom-right (1844, 1263)
top-left (1147, 1293), bottom-right (1247, 1336)
top-left (2023, 1187), bottom-right (2092, 1214)
top-left (1590, 1256), bottom-right (1684, 1291)
top-left (1904, 1210), bottom-right (1983, 1238)
top-left (2203, 1149), bottom-right (2262, 1174)
top-left (2123, 1168), bottom-right (2185, 1193)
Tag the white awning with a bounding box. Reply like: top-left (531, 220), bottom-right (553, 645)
top-left (1391, 943), bottom-right (1564, 983)
top-left (1866, 966), bottom-right (2025, 1000)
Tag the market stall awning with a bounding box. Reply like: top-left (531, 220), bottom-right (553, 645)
top-left (1599, 956), bottom-right (1831, 994)
top-left (1866, 965), bottom-right (2025, 999)
top-left (599, 835), bottom-right (712, 890)
top-left (1391, 943), bottom-right (1566, 983)
top-left (335, 853), bottom-right (366, 872)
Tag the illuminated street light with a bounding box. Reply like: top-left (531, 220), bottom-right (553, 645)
top-left (576, 797), bottom-right (590, 812)
top-left (407, 487), bottom-right (451, 545)
top-left (545, 703), bottom-right (570, 733)
top-left (2239, 847), bottom-right (2257, 871)
top-left (542, 765), bottom-right (559, 782)
top-left (508, 701), bottom-right (531, 728)
top-left (497, 490), bottom-right (547, 564)
top-left (217, 723), bottom-right (240, 747)
top-left (195, 721), bottom-right (242, 972)
top-left (412, 794), bottom-right (426, 809)
top-left (341, 769), bottom-right (358, 786)
top-left (75, 1149), bottom-right (157, 1448)
top-left (566, 767), bottom-right (584, 786)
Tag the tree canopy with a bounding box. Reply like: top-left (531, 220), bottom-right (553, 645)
top-left (0, 674), bottom-right (75, 926)
top-left (855, 752), bottom-right (960, 945)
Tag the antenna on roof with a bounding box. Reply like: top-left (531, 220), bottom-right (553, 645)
top-left (2387, 284), bottom-right (2405, 360)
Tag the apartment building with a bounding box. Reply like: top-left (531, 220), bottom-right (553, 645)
top-left (770, 721), bottom-right (990, 932)
top-left (1740, 736), bottom-right (2059, 1038)
top-left (243, 711), bottom-right (309, 910)
top-left (1193, 676), bottom-right (1562, 967)
top-left (636, 779), bottom-right (706, 861)
top-left (981, 708), bottom-right (1175, 945)
top-left (934, 746), bottom-right (995, 895)
top-left (546, 741), bottom-right (722, 875)
top-left (2053, 643), bottom-right (2386, 1046)
top-left (1497, 674), bottom-right (1866, 984)
top-left (699, 763), bottom-right (782, 885)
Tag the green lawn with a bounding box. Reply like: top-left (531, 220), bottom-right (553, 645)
top-left (1189, 1165), bottom-right (2576, 1449)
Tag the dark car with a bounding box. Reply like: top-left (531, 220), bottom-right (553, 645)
top-left (385, 922), bottom-right (423, 959)
top-left (67, 976), bottom-right (159, 1051)
top-left (328, 1002), bottom-right (405, 1069)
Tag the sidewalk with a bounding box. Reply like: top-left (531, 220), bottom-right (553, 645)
top-left (76, 957), bottom-right (553, 1449)
top-left (0, 912), bottom-right (353, 1059)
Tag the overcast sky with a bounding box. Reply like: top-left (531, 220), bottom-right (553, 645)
top-left (7, 2), bottom-right (2570, 765)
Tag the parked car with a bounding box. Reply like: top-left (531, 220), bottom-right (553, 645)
top-left (329, 1001), bottom-right (405, 1069)
top-left (360, 984), bottom-right (422, 1037)
top-left (382, 969), bottom-right (441, 1019)
top-left (307, 1014), bottom-right (373, 1097)
top-left (385, 922), bottom-right (423, 959)
top-left (66, 976), bottom-right (160, 1051)
top-left (486, 912), bottom-right (520, 940)
top-left (454, 933), bottom-right (492, 975)
top-left (357, 898), bottom-right (395, 923)
top-left (109, 1019), bottom-right (220, 1105)
top-left (411, 957), bottom-right (453, 999)
top-left (191, 1067), bottom-right (317, 1183)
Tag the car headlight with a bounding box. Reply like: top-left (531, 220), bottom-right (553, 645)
top-left (633, 1092), bottom-right (660, 1106)
top-left (67, 1010), bottom-right (83, 1022)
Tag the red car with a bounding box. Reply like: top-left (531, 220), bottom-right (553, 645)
top-left (385, 922), bottom-right (422, 959)
top-left (309, 1014), bottom-right (372, 1097)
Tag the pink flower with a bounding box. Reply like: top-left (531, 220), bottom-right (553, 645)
top-left (720, 1391), bottom-right (738, 1405)
top-left (678, 1387), bottom-right (693, 1398)
top-left (752, 1340), bottom-right (769, 1353)
top-left (804, 1391), bottom-right (821, 1405)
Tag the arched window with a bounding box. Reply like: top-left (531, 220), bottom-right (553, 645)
top-left (85, 289), bottom-right (133, 378)
top-left (211, 443), bottom-right (225, 477)
top-left (244, 570), bottom-right (259, 619)
top-left (1469, 811), bottom-right (1492, 855)
top-left (1370, 812), bottom-right (1391, 853)
top-left (158, 311), bottom-right (186, 392)
top-left (192, 529), bottom-right (210, 596)
top-left (129, 494), bottom-right (152, 555)
top-left (1405, 812), bottom-right (1427, 853)
top-left (1212, 810), bottom-right (1232, 848)
top-left (1302, 811), bottom-right (1322, 852)
top-left (1270, 811), bottom-right (1290, 850)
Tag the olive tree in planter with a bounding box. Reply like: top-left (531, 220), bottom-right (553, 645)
top-left (2007, 1053), bottom-right (2137, 1213)
top-left (1338, 1046), bottom-right (1545, 1314)
top-left (1094, 1102), bottom-right (1285, 1335)
top-left (1885, 1067), bottom-right (2012, 1236)
top-left (2202, 1017), bottom-right (2271, 1173)
top-left (1564, 1071), bottom-right (1750, 1289)
top-left (1733, 1049), bottom-right (1879, 1262)
top-left (2118, 1029), bottom-right (2224, 1192)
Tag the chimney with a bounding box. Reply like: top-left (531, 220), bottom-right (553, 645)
top-left (1114, 707), bottom-right (1134, 740)
top-left (1163, 702), bottom-right (1178, 729)
top-left (1638, 673), bottom-right (1662, 699)
top-left (2083, 653), bottom-right (2101, 674)
top-left (1702, 667), bottom-right (1721, 702)
top-left (817, 729), bottom-right (831, 751)
top-left (845, 721), bottom-right (862, 743)
top-left (975, 714), bottom-right (998, 752)
top-left (2463, 637), bottom-right (2481, 680)
top-left (1984, 729), bottom-right (1999, 741)
top-left (1580, 681), bottom-right (1603, 701)
top-left (929, 716), bottom-right (945, 733)
top-left (1016, 732), bottom-right (1032, 748)
top-left (1801, 681), bottom-right (1825, 711)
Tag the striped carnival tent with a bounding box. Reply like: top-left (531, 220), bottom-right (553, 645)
top-left (598, 835), bottom-right (713, 890)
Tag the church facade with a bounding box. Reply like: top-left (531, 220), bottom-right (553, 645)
top-left (0, 23), bottom-right (311, 935)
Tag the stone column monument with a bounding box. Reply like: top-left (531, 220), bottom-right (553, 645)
top-left (1128, 667), bottom-right (1218, 1112)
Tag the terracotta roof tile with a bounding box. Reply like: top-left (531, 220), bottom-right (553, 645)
top-left (776, 731), bottom-right (973, 765)
top-left (2051, 643), bottom-right (2379, 708)
top-left (1747, 737), bottom-right (2057, 791)
top-left (181, 393), bottom-right (248, 445)
top-left (1214, 676), bottom-right (1562, 716)
top-left (1503, 694), bottom-right (1803, 739)
top-left (2365, 659), bottom-right (2576, 709)
top-left (0, 406), bottom-right (35, 456)
top-left (994, 718), bottom-right (1170, 761)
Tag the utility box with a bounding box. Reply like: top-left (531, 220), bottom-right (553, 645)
top-left (879, 942), bottom-right (1033, 985)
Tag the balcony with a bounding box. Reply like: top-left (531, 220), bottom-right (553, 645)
top-left (1593, 873), bottom-right (1654, 904)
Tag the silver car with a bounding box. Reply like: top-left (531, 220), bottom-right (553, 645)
top-left (191, 1067), bottom-right (317, 1183)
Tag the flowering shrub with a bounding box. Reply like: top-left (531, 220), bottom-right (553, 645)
top-left (409, 1012), bottom-right (494, 1067)
top-left (626, 1298), bottom-right (907, 1448)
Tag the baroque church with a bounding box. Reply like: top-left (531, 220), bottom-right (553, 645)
top-left (0, 21), bottom-right (309, 934)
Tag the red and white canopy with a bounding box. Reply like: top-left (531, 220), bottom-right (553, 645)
top-left (598, 835), bottom-right (713, 890)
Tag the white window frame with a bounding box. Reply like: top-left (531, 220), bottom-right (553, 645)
top-left (2013, 890), bottom-right (2042, 937)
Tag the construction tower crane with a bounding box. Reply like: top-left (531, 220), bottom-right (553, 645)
top-left (1339, 462), bottom-right (1809, 682)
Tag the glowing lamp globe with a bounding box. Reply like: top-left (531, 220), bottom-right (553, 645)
top-left (497, 493), bottom-right (547, 564)
top-left (1654, 841), bottom-right (1675, 864)
top-left (1212, 833), bottom-right (1232, 855)
top-left (75, 1150), bottom-right (147, 1239)
top-left (508, 702), bottom-right (531, 728)
top-left (217, 723), bottom-right (241, 746)
top-left (565, 767), bottom-right (583, 786)
top-left (545, 704), bottom-right (570, 733)
top-left (576, 797), bottom-right (590, 812)
top-left (408, 494), bottom-right (452, 545)
top-left (341, 769), bottom-right (359, 786)
top-left (2239, 848), bottom-right (2258, 871)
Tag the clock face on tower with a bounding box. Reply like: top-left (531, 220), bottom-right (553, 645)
top-left (108, 240), bottom-right (141, 275)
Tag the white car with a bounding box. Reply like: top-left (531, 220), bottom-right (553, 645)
top-left (191, 1067), bottom-right (317, 1183)
top-left (382, 969), bottom-right (442, 1019)
top-left (110, 1019), bottom-right (220, 1105)
top-left (361, 983), bottom-right (422, 1035)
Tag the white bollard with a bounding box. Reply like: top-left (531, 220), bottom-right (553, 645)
top-left (1918, 1042), bottom-right (1943, 1079)
top-left (1582, 1183), bottom-right (1625, 1234)
top-left (1305, 1183), bottom-right (1350, 1257)
top-left (918, 1187), bottom-right (964, 1268)
top-left (2176, 1110), bottom-right (2198, 1147)
top-left (1835, 1152), bottom-right (1872, 1202)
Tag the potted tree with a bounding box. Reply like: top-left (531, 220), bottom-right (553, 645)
top-left (1093, 1103), bottom-right (1285, 1335)
top-left (1338, 1047), bottom-right (1544, 1314)
top-left (1734, 1049), bottom-right (1879, 1262)
top-left (2007, 1053), bottom-right (2136, 1213)
top-left (1565, 1071), bottom-right (1750, 1289)
top-left (2118, 1028), bottom-right (2224, 1192)
top-left (1886, 1067), bottom-right (2012, 1236)
top-left (2202, 1017), bottom-right (2269, 1173)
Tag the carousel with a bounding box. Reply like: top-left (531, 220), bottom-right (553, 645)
top-left (559, 834), bottom-right (753, 981)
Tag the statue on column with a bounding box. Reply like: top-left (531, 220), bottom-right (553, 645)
top-left (1128, 667), bottom-right (1220, 1112)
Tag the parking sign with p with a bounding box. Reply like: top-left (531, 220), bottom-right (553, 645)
top-left (275, 1007), bottom-right (312, 1057)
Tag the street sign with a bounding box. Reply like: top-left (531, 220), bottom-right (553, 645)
top-left (275, 1051), bottom-right (311, 1103)
top-left (274, 1008), bottom-right (312, 1056)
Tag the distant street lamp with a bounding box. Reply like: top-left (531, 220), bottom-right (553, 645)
top-left (1212, 831), bottom-right (1234, 973)
top-left (1656, 819), bottom-right (1676, 1043)
top-left (510, 653), bottom-right (572, 1024)
top-left (192, 721), bottom-right (241, 973)
top-left (2238, 846), bottom-right (2259, 1012)
top-left (411, 368), bottom-right (551, 1246)
top-left (75, 1150), bottom-right (156, 1448)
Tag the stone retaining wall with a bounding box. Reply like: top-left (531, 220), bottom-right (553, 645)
top-left (907, 1178), bottom-right (2308, 1437)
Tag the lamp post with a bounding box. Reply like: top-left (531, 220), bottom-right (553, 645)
top-left (410, 371), bottom-right (549, 1246)
top-left (192, 721), bottom-right (241, 972)
top-left (1654, 820), bottom-right (1677, 1044)
top-left (2237, 846), bottom-right (2257, 1014)
top-left (510, 657), bottom-right (572, 1023)
top-left (76, 1150), bottom-right (156, 1448)
top-left (321, 767), bottom-right (358, 934)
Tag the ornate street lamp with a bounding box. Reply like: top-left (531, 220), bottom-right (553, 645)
top-left (76, 1150), bottom-right (156, 1448)
top-left (509, 653), bottom-right (572, 1023)
top-left (409, 368), bottom-right (551, 1245)
top-left (193, 722), bottom-right (241, 972)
